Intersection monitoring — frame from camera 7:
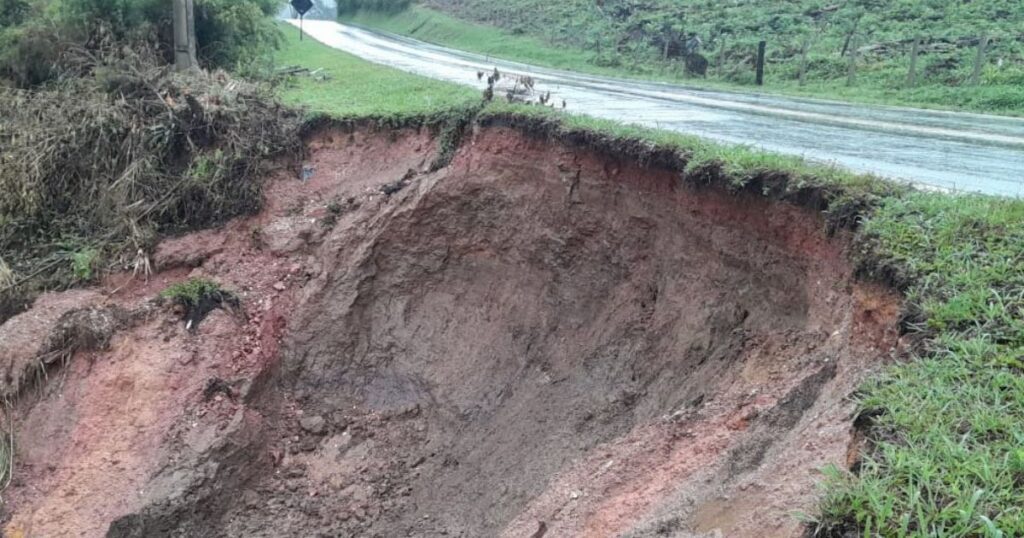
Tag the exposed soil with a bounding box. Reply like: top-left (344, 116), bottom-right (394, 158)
top-left (0, 124), bottom-right (900, 537)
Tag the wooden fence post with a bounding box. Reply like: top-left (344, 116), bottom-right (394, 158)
top-left (798, 36), bottom-right (811, 86)
top-left (906, 37), bottom-right (920, 88)
top-left (717, 36), bottom-right (728, 77)
top-left (846, 34), bottom-right (858, 86)
top-left (755, 40), bottom-right (766, 85)
top-left (971, 34), bottom-right (988, 86)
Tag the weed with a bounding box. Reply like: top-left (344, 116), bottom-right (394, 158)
top-left (322, 199), bottom-right (345, 228)
top-left (0, 421), bottom-right (11, 501)
top-left (69, 247), bottom-right (100, 283)
top-left (0, 258), bottom-right (13, 289)
top-left (160, 278), bottom-right (240, 330)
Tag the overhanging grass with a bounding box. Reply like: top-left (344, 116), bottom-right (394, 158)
top-left (275, 28), bottom-right (1024, 535)
top-left (480, 101), bottom-right (894, 194)
top-left (274, 21), bottom-right (477, 121)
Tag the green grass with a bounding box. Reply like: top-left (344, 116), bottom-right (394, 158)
top-left (274, 21), bottom-right (477, 120)
top-left (343, 7), bottom-right (612, 74)
top-left (815, 194), bottom-right (1024, 536)
top-left (161, 277), bottom-right (240, 328)
top-left (69, 246), bottom-right (100, 283)
top-left (341, 6), bottom-right (1024, 115)
top-left (159, 277), bottom-right (231, 305)
top-left (274, 27), bottom-right (1024, 535)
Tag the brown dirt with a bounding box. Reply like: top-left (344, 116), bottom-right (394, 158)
top-left (0, 124), bottom-right (900, 537)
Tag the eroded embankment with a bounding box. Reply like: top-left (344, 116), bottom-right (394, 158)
top-left (0, 123), bottom-right (900, 537)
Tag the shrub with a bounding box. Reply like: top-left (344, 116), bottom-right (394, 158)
top-left (0, 0), bottom-right (30, 28)
top-left (69, 247), bottom-right (100, 282)
top-left (0, 39), bottom-right (300, 303)
top-left (338, 0), bottom-right (411, 15)
top-left (0, 0), bottom-right (283, 87)
top-left (160, 278), bottom-right (239, 329)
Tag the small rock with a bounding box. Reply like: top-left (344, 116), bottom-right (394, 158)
top-left (285, 466), bottom-right (307, 479)
top-left (273, 281), bottom-right (287, 292)
top-left (300, 415), bottom-right (327, 435)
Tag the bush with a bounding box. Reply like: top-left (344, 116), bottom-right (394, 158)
top-left (338, 0), bottom-right (411, 15)
top-left (0, 0), bottom-right (283, 87)
top-left (160, 277), bottom-right (239, 328)
top-left (0, 22), bottom-right (63, 87)
top-left (0, 0), bottom-right (30, 28)
top-left (0, 40), bottom-right (301, 298)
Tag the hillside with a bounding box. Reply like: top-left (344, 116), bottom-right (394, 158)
top-left (343, 0), bottom-right (1024, 114)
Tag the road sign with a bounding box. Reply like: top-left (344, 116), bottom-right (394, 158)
top-left (291, 0), bottom-right (313, 15)
top-left (291, 0), bottom-right (313, 41)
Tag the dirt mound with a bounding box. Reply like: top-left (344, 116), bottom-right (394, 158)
top-left (0, 125), bottom-right (899, 537)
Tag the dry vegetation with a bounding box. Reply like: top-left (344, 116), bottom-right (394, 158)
top-left (0, 34), bottom-right (300, 322)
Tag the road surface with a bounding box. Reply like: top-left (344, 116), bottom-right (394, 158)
top-left (289, 19), bottom-right (1024, 196)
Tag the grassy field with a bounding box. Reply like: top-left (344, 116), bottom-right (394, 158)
top-left (272, 27), bottom-right (1024, 536)
top-left (274, 21), bottom-right (477, 120)
top-left (341, 5), bottom-right (1024, 115)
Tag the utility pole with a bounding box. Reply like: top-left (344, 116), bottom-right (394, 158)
top-left (173, 0), bottom-right (198, 71)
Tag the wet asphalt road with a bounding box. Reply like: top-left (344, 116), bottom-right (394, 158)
top-left (289, 19), bottom-right (1024, 196)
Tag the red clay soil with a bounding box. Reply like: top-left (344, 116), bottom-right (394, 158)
top-left (0, 125), bottom-right (900, 538)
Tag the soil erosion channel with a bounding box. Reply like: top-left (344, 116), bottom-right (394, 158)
top-left (0, 124), bottom-right (900, 537)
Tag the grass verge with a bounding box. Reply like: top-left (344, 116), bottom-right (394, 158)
top-left (341, 6), bottom-right (1024, 115)
top-left (814, 194), bottom-right (1024, 536)
top-left (274, 20), bottom-right (478, 121)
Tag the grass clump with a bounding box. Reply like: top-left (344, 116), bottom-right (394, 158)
top-left (160, 278), bottom-right (239, 330)
top-left (0, 427), bottom-right (11, 500)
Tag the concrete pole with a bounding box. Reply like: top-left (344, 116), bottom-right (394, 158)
top-left (173, 0), bottom-right (198, 71)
